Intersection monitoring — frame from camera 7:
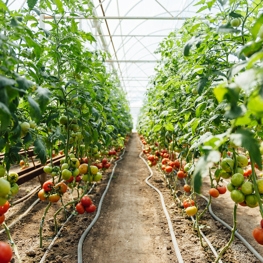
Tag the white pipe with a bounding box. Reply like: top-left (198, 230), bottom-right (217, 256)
top-left (139, 138), bottom-right (184, 263)
top-left (39, 183), bottom-right (96, 263)
top-left (77, 148), bottom-right (127, 263)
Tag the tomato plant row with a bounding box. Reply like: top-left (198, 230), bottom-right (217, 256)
top-left (0, 0), bottom-right (132, 262)
top-left (138, 0), bottom-right (263, 261)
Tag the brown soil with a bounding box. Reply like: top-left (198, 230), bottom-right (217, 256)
top-left (0, 133), bottom-right (262, 263)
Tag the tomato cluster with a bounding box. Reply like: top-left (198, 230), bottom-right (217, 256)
top-left (76, 195), bottom-right (96, 214)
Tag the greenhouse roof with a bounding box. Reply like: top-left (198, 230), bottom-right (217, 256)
top-left (8, 0), bottom-right (213, 127)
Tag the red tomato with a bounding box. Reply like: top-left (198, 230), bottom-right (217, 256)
top-left (85, 204), bottom-right (96, 213)
top-left (177, 171), bottom-right (184, 179)
top-left (173, 160), bottom-right (180, 169)
top-left (227, 152), bottom-right (231, 156)
top-left (209, 188), bottom-right (220, 198)
top-left (75, 175), bottom-right (81, 182)
top-left (38, 189), bottom-right (47, 201)
top-left (165, 166), bottom-right (173, 173)
top-left (239, 201), bottom-right (247, 207)
top-left (52, 153), bottom-right (55, 157)
top-left (217, 185), bottom-right (227, 195)
top-left (66, 176), bottom-right (74, 183)
top-left (43, 181), bottom-right (53, 192)
top-left (0, 242), bottom-right (13, 263)
top-left (148, 155), bottom-right (155, 162)
top-left (76, 203), bottom-right (85, 214)
top-left (102, 158), bottom-right (108, 164)
top-left (81, 195), bottom-right (93, 207)
top-left (104, 163), bottom-right (111, 169)
top-left (253, 227), bottom-right (263, 245)
top-left (151, 160), bottom-right (157, 166)
top-left (0, 214), bottom-right (5, 225)
top-left (161, 165), bottom-right (166, 170)
top-left (162, 158), bottom-right (170, 165)
top-left (0, 201), bottom-right (10, 215)
top-left (183, 199), bottom-right (195, 209)
top-left (183, 184), bottom-right (191, 193)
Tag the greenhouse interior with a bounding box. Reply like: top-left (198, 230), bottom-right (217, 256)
top-left (1, 0), bottom-right (263, 262)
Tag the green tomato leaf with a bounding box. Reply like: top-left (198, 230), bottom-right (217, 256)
top-left (27, 0), bottom-right (38, 9)
top-left (217, 23), bottom-right (240, 33)
top-left (230, 129), bottom-right (262, 170)
top-left (33, 138), bottom-right (47, 164)
top-left (28, 96), bottom-right (41, 121)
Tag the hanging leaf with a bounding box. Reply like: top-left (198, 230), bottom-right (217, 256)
top-left (27, 0), bottom-right (38, 9)
top-left (34, 138), bottom-right (47, 164)
top-left (28, 96), bottom-right (41, 121)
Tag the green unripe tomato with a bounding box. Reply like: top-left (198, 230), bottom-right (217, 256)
top-left (227, 183), bottom-right (235, 192)
top-left (237, 167), bottom-right (244, 175)
top-left (51, 172), bottom-right (57, 177)
top-left (220, 171), bottom-right (232, 179)
top-left (94, 153), bottom-right (100, 159)
top-left (221, 158), bottom-right (234, 172)
top-left (184, 163), bottom-right (192, 172)
top-left (62, 169), bottom-right (72, 180)
top-left (60, 158), bottom-right (66, 164)
top-left (241, 181), bottom-right (253, 195)
top-left (237, 155), bottom-right (248, 167)
top-left (0, 197), bottom-right (7, 206)
top-left (93, 146), bottom-right (99, 154)
top-left (72, 168), bottom-right (80, 177)
top-left (192, 88), bottom-right (198, 95)
top-left (90, 166), bottom-right (98, 175)
top-left (231, 190), bottom-right (245, 203)
top-left (256, 179), bottom-right (263, 194)
top-left (93, 172), bottom-right (102, 182)
top-left (246, 194), bottom-right (258, 208)
top-left (0, 178), bottom-right (11, 197)
top-left (231, 18), bottom-right (241, 27)
top-left (43, 165), bottom-right (53, 174)
top-left (29, 121), bottom-right (36, 128)
top-left (0, 165), bottom-right (5, 177)
top-left (59, 115), bottom-right (67, 125)
top-left (21, 122), bottom-right (30, 133)
top-left (231, 173), bottom-right (244, 187)
top-left (70, 158), bottom-right (80, 168)
top-left (8, 172), bottom-right (18, 184)
top-left (69, 153), bottom-right (75, 159)
top-left (61, 163), bottom-right (69, 171)
top-left (10, 183), bottom-right (19, 195)
top-left (83, 174), bottom-right (93, 182)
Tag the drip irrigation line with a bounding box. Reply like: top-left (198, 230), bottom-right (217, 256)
top-left (39, 183), bottom-right (96, 263)
top-left (139, 139), bottom-right (184, 263)
top-left (12, 186), bottom-right (41, 205)
top-left (198, 194), bottom-right (263, 262)
top-left (77, 148), bottom-right (127, 263)
top-left (0, 198), bottom-right (40, 235)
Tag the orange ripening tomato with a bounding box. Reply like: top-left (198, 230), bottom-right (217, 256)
top-left (38, 189), bottom-right (47, 201)
top-left (217, 185), bottom-right (227, 194)
top-left (244, 168), bottom-right (252, 177)
top-left (209, 188), bottom-right (220, 198)
top-left (177, 171), bottom-right (185, 179)
top-left (253, 227), bottom-right (263, 245)
top-left (162, 158), bottom-right (170, 165)
top-left (161, 165), bottom-right (166, 171)
top-left (55, 182), bottom-right (67, 194)
top-left (183, 199), bottom-right (195, 209)
top-left (183, 184), bottom-right (191, 193)
top-left (165, 166), bottom-right (173, 173)
top-left (48, 194), bottom-right (60, 203)
top-left (173, 160), bottom-right (180, 169)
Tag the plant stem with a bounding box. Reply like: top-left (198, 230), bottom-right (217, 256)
top-left (39, 202), bottom-right (52, 248)
top-left (3, 223), bottom-right (21, 263)
top-left (215, 203), bottom-right (237, 263)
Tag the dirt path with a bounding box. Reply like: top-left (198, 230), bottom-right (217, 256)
top-left (83, 134), bottom-right (176, 263)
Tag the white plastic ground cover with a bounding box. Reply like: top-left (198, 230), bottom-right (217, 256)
top-left (77, 148), bottom-right (127, 263)
top-left (139, 138), bottom-right (184, 263)
top-left (39, 183), bottom-right (97, 263)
